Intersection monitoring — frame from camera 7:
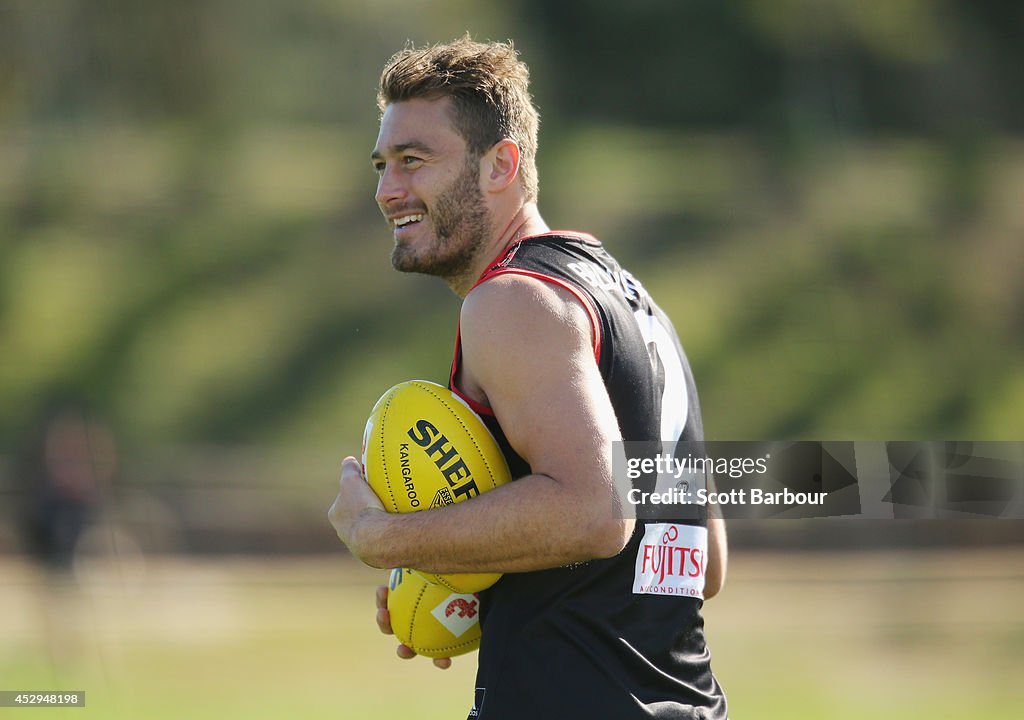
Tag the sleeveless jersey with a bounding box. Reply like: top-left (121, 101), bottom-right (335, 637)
top-left (449, 233), bottom-right (728, 720)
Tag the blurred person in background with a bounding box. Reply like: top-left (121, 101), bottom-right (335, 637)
top-left (331, 37), bottom-right (728, 720)
top-left (18, 394), bottom-right (114, 572)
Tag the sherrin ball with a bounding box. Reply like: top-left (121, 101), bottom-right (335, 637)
top-left (362, 380), bottom-right (511, 593)
top-left (386, 567), bottom-right (482, 658)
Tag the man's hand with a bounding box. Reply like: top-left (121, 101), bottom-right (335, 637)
top-left (333, 459), bottom-right (452, 668)
top-left (375, 583), bottom-right (452, 670)
top-left (328, 456), bottom-right (387, 563)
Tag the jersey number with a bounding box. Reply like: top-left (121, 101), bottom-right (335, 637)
top-left (633, 309), bottom-right (688, 441)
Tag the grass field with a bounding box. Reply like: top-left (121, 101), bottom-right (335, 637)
top-left (1, 549), bottom-right (1022, 719)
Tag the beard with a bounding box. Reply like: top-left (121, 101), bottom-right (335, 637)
top-left (390, 157), bottom-right (492, 282)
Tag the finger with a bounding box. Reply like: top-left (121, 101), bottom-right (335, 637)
top-left (433, 657), bottom-right (452, 670)
top-left (376, 607), bottom-right (394, 635)
top-left (375, 584), bottom-right (388, 610)
top-left (396, 644), bottom-right (417, 660)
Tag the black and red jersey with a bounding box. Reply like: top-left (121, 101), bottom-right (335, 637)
top-left (450, 233), bottom-right (728, 720)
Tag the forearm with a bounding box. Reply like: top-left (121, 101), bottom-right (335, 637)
top-left (352, 472), bottom-right (632, 573)
top-left (704, 516), bottom-right (727, 599)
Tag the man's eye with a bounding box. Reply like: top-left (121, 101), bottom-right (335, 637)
top-left (403, 156), bottom-right (422, 166)
top-left (372, 162), bottom-right (385, 174)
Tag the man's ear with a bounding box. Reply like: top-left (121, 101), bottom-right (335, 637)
top-left (483, 139), bottom-right (521, 193)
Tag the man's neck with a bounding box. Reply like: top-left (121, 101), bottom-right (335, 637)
top-left (449, 203), bottom-right (549, 298)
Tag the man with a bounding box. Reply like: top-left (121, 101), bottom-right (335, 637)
top-left (330, 37), bottom-right (728, 719)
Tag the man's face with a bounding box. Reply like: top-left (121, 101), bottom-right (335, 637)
top-left (372, 98), bottom-right (492, 279)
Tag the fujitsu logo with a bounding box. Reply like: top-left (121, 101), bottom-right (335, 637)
top-left (640, 525), bottom-right (705, 586)
top-left (633, 523), bottom-right (708, 597)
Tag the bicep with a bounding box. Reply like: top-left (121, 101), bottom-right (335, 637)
top-left (461, 277), bottom-right (621, 490)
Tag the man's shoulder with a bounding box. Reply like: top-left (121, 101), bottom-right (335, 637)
top-left (461, 269), bottom-right (598, 358)
top-left (462, 272), bottom-right (590, 329)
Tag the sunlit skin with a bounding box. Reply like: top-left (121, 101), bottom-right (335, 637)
top-left (372, 100), bottom-right (489, 289)
top-left (370, 97), bottom-right (546, 297)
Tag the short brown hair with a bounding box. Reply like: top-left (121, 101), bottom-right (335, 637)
top-left (378, 36), bottom-right (540, 201)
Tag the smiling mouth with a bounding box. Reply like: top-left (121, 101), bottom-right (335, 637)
top-left (392, 213), bottom-right (425, 231)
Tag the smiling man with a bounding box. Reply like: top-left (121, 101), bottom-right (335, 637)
top-left (329, 37), bottom-right (729, 720)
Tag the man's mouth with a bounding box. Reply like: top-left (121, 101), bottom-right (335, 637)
top-left (392, 213), bottom-right (425, 231)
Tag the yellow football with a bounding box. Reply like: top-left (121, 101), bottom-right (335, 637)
top-left (386, 567), bottom-right (482, 658)
top-left (362, 380), bottom-right (511, 593)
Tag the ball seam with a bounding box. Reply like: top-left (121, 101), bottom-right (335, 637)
top-left (378, 391), bottom-right (399, 512)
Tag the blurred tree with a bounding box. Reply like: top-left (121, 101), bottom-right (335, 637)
top-left (520, 0), bottom-right (1024, 133)
top-left (1, 0), bottom-right (219, 121)
top-left (521, 0), bottom-right (784, 128)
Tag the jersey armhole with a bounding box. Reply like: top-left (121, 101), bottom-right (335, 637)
top-left (449, 325), bottom-right (496, 417)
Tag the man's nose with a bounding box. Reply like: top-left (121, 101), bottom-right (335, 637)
top-left (375, 164), bottom-right (407, 207)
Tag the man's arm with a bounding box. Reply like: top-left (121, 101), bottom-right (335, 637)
top-left (330, 274), bottom-right (634, 572)
top-left (704, 516), bottom-right (727, 599)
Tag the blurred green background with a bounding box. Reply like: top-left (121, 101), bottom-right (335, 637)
top-left (1, 1), bottom-right (1022, 718)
